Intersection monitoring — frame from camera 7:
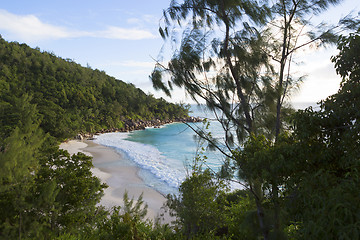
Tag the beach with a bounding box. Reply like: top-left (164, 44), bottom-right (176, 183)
top-left (59, 139), bottom-right (170, 223)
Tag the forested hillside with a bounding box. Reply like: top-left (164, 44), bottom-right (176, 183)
top-left (0, 35), bottom-right (188, 239)
top-left (0, 1), bottom-right (358, 235)
top-left (0, 36), bottom-right (188, 140)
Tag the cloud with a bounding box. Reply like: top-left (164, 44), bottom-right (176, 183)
top-left (292, 53), bottom-right (341, 103)
top-left (104, 60), bottom-right (156, 68)
top-left (142, 14), bottom-right (158, 23)
top-left (99, 26), bottom-right (156, 40)
top-left (0, 9), bottom-right (156, 41)
top-left (0, 9), bottom-right (74, 41)
top-left (127, 18), bottom-right (142, 25)
top-left (127, 14), bottom-right (158, 25)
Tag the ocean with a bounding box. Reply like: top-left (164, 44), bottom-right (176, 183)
top-left (94, 105), bottom-right (228, 195)
top-left (94, 103), bottom-right (315, 195)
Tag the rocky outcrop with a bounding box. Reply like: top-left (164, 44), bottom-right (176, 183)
top-left (77, 117), bottom-right (202, 140)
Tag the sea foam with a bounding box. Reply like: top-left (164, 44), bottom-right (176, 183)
top-left (94, 132), bottom-right (185, 190)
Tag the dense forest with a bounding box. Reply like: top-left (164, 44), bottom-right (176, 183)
top-left (0, 35), bottom-right (189, 141)
top-left (0, 32), bottom-right (359, 239)
top-left (149, 0), bottom-right (360, 239)
top-left (1, 0), bottom-right (360, 238)
top-left (0, 35), bottom-right (189, 239)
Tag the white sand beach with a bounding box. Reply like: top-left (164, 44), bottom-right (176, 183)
top-left (59, 139), bottom-right (170, 223)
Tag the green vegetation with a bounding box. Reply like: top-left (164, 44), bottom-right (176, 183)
top-left (0, 35), bottom-right (188, 239)
top-left (0, 36), bottom-right (189, 140)
top-left (1, 1), bottom-right (360, 239)
top-left (150, 0), bottom-right (360, 239)
top-left (158, 29), bottom-right (360, 240)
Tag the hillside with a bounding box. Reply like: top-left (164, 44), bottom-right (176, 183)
top-left (0, 36), bottom-right (188, 140)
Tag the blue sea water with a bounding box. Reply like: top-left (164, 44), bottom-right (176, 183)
top-left (94, 105), bottom-right (226, 195)
top-left (94, 103), bottom-right (315, 195)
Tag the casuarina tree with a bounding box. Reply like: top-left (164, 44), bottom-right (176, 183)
top-left (151, 0), bottom-right (349, 238)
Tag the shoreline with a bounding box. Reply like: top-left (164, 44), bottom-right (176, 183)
top-left (75, 116), bottom-right (202, 141)
top-left (59, 139), bottom-right (171, 223)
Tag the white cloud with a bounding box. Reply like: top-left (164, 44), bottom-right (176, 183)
top-left (0, 9), bottom-right (156, 41)
top-left (127, 18), bottom-right (142, 25)
top-left (127, 14), bottom-right (158, 25)
top-left (104, 60), bottom-right (156, 68)
top-left (126, 14), bottom-right (159, 34)
top-left (291, 51), bottom-right (341, 103)
top-left (142, 14), bottom-right (158, 23)
top-left (0, 9), bottom-right (74, 41)
top-left (99, 26), bottom-right (156, 40)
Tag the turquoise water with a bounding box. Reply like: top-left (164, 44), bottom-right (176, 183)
top-left (94, 106), bottom-right (227, 195)
top-left (95, 103), bottom-right (315, 195)
top-left (126, 122), bottom-right (224, 170)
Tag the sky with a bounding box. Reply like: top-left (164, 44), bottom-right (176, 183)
top-left (0, 0), bottom-right (359, 106)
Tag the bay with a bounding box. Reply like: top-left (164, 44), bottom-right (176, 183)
top-left (94, 105), bottom-right (226, 195)
top-left (94, 102), bottom-right (315, 195)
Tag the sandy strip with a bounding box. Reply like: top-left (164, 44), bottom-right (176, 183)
top-left (59, 140), bottom-right (170, 223)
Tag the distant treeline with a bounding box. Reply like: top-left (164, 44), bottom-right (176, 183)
top-left (0, 36), bottom-right (188, 140)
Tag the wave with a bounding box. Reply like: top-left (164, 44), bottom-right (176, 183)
top-left (94, 132), bottom-right (186, 189)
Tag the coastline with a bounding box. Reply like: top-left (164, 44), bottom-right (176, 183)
top-left (75, 116), bottom-right (202, 141)
top-left (59, 139), bottom-right (171, 223)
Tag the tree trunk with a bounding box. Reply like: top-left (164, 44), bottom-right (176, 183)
top-left (252, 183), bottom-right (269, 240)
top-left (221, 4), bottom-right (253, 134)
top-left (272, 183), bottom-right (280, 236)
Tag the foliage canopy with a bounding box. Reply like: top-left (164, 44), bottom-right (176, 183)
top-left (0, 36), bottom-right (188, 140)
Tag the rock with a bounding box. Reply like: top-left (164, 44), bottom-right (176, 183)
top-left (74, 116), bottom-right (203, 140)
top-left (76, 134), bottom-right (83, 140)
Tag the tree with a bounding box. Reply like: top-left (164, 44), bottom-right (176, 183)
top-left (151, 0), bottom-right (344, 238)
top-left (89, 192), bottom-right (163, 240)
top-left (33, 149), bottom-right (107, 237)
top-left (225, 190), bottom-right (259, 240)
top-left (166, 168), bottom-right (227, 238)
top-left (0, 36), bottom-right (189, 141)
top-left (285, 30), bottom-right (360, 239)
top-left (0, 95), bottom-right (46, 239)
top-left (234, 29), bottom-right (360, 238)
